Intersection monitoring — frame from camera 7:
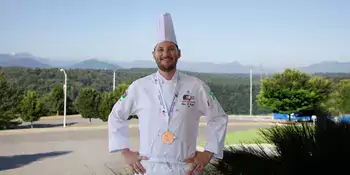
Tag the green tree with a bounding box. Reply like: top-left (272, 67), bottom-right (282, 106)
top-left (0, 72), bottom-right (23, 129)
top-left (38, 93), bottom-right (52, 116)
top-left (49, 86), bottom-right (64, 115)
top-left (257, 69), bottom-right (333, 127)
top-left (1, 66), bottom-right (349, 117)
top-left (324, 79), bottom-right (350, 116)
top-left (75, 87), bottom-right (101, 123)
top-left (19, 90), bottom-right (42, 128)
top-left (99, 83), bottom-right (136, 122)
top-left (48, 85), bottom-right (75, 115)
top-left (113, 83), bottom-right (129, 97)
top-left (113, 83), bottom-right (138, 120)
top-left (336, 80), bottom-right (350, 115)
top-left (99, 92), bottom-right (114, 122)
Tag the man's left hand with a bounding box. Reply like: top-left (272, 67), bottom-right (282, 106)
top-left (184, 151), bottom-right (213, 175)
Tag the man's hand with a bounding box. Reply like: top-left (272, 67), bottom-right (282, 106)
top-left (121, 149), bottom-right (149, 174)
top-left (184, 151), bottom-right (213, 175)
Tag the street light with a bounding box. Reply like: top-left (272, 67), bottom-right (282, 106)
top-left (113, 70), bottom-right (116, 91)
top-left (250, 69), bottom-right (252, 116)
top-left (103, 68), bottom-right (115, 91)
top-left (60, 68), bottom-right (67, 127)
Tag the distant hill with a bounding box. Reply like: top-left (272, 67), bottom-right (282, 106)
top-left (298, 61), bottom-right (350, 73)
top-left (114, 60), bottom-right (157, 69)
top-left (70, 59), bottom-right (121, 70)
top-left (113, 60), bottom-right (269, 74)
top-left (0, 53), bottom-right (51, 68)
top-left (1, 52), bottom-right (350, 74)
top-left (177, 61), bottom-right (264, 74)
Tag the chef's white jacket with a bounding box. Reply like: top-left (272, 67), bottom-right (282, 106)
top-left (108, 71), bottom-right (228, 165)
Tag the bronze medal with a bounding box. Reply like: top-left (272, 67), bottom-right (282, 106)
top-left (161, 131), bottom-right (175, 144)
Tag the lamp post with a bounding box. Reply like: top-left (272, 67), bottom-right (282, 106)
top-left (113, 70), bottom-right (116, 91)
top-left (250, 69), bottom-right (253, 116)
top-left (60, 68), bottom-right (67, 127)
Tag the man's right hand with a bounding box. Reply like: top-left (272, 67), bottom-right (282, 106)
top-left (121, 149), bottom-right (149, 174)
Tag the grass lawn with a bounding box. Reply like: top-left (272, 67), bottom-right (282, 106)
top-left (200, 128), bottom-right (269, 147)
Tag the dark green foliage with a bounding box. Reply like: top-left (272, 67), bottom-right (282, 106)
top-left (326, 79), bottom-right (350, 116)
top-left (38, 93), bottom-right (54, 117)
top-left (337, 80), bottom-right (350, 114)
top-left (257, 68), bottom-right (338, 129)
top-left (48, 85), bottom-right (75, 115)
top-left (0, 67), bottom-right (275, 115)
top-left (257, 69), bottom-right (333, 115)
top-left (210, 83), bottom-right (271, 115)
top-left (213, 146), bottom-right (281, 175)
top-left (74, 88), bottom-right (101, 122)
top-left (19, 90), bottom-right (42, 128)
top-left (211, 119), bottom-right (350, 175)
top-left (0, 67), bottom-right (349, 120)
top-left (99, 92), bottom-right (115, 122)
top-left (1, 67), bottom-right (150, 96)
top-left (47, 86), bottom-right (66, 115)
top-left (0, 71), bottom-right (23, 129)
top-left (99, 83), bottom-right (138, 121)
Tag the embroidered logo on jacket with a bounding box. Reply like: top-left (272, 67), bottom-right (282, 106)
top-left (121, 91), bottom-right (127, 99)
top-left (210, 91), bottom-right (216, 100)
top-left (181, 90), bottom-right (195, 107)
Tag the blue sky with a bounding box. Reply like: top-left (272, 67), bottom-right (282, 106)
top-left (0, 0), bottom-right (349, 68)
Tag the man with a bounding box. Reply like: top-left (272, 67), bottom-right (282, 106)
top-left (108, 13), bottom-right (228, 175)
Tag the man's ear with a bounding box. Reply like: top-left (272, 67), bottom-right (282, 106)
top-left (177, 49), bottom-right (181, 58)
top-left (152, 51), bottom-right (156, 60)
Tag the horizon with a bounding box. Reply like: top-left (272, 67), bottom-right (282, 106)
top-left (1, 0), bottom-right (349, 69)
top-left (2, 51), bottom-right (350, 70)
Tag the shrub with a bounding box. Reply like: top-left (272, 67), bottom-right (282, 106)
top-left (211, 119), bottom-right (350, 175)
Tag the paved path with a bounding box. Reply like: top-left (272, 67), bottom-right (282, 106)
top-left (13, 114), bottom-right (273, 130)
top-left (0, 118), bottom-right (271, 175)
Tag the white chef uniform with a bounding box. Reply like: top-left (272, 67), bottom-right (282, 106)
top-left (108, 13), bottom-right (228, 175)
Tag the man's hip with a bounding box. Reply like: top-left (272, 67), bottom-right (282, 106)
top-left (134, 160), bottom-right (192, 175)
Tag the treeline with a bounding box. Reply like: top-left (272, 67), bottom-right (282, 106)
top-left (0, 67), bottom-right (349, 129)
top-left (0, 70), bottom-right (132, 129)
top-left (1, 67), bottom-right (263, 97)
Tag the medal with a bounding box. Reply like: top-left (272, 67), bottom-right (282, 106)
top-left (154, 72), bottom-right (180, 145)
top-left (161, 130), bottom-right (175, 144)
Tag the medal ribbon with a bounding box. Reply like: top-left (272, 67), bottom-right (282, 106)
top-left (154, 71), bottom-right (180, 127)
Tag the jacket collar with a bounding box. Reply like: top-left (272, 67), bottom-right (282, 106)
top-left (156, 70), bottom-right (179, 83)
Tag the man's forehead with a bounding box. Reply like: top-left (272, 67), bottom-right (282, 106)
top-left (156, 41), bottom-right (177, 48)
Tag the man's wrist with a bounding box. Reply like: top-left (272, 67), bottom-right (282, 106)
top-left (121, 148), bottom-right (131, 155)
top-left (203, 150), bottom-right (213, 158)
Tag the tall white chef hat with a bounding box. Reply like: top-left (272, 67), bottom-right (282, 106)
top-left (156, 13), bottom-right (178, 46)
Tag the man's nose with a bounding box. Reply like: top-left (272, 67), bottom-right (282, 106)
top-left (162, 50), bottom-right (169, 57)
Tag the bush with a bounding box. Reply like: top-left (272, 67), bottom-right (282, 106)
top-left (211, 119), bottom-right (350, 175)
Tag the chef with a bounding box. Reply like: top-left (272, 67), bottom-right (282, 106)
top-left (108, 13), bottom-right (228, 175)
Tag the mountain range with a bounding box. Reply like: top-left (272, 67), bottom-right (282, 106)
top-left (0, 52), bottom-right (349, 74)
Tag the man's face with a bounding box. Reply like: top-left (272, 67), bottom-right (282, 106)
top-left (152, 41), bottom-right (181, 72)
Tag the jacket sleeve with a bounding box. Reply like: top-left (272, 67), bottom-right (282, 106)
top-left (197, 82), bottom-right (228, 159)
top-left (108, 82), bottom-right (138, 153)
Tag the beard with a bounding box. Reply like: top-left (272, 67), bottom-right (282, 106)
top-left (155, 58), bottom-right (178, 72)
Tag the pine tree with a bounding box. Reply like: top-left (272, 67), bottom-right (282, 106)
top-left (0, 71), bottom-right (23, 129)
top-left (19, 90), bottom-right (42, 128)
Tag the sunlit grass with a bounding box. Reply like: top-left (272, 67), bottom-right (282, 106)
top-left (200, 128), bottom-right (269, 147)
